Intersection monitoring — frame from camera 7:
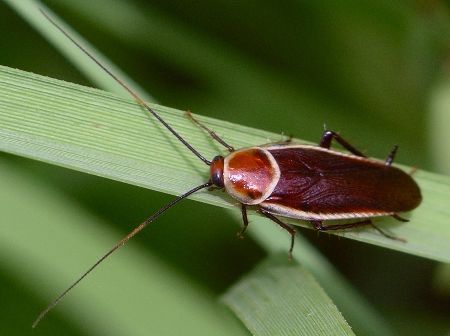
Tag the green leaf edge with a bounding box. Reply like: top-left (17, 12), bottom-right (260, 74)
top-left (222, 254), bottom-right (355, 336)
top-left (0, 65), bottom-right (449, 263)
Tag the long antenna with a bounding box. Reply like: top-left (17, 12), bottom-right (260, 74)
top-left (32, 181), bottom-right (212, 328)
top-left (40, 8), bottom-right (211, 166)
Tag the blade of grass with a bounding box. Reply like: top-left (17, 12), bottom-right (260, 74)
top-left (222, 254), bottom-right (355, 336)
top-left (3, 0), bottom-right (154, 102)
top-left (0, 65), bottom-right (449, 263)
top-left (0, 157), bottom-right (247, 336)
top-left (244, 212), bottom-right (396, 336)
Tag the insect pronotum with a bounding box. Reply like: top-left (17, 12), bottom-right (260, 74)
top-left (33, 9), bottom-right (422, 327)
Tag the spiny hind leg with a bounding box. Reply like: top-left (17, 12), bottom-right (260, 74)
top-left (259, 208), bottom-right (296, 260)
top-left (311, 219), bottom-right (406, 242)
top-left (319, 130), bottom-right (366, 157)
top-left (392, 213), bottom-right (408, 223)
top-left (237, 204), bottom-right (249, 239)
top-left (384, 144), bottom-right (419, 176)
top-left (385, 146), bottom-right (413, 224)
top-left (385, 145), bottom-right (398, 166)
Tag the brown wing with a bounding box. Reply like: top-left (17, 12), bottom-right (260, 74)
top-left (262, 146), bottom-right (421, 217)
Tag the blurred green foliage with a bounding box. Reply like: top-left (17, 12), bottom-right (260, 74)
top-left (0, 0), bottom-right (449, 335)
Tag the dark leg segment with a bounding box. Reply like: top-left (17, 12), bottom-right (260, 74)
top-left (312, 219), bottom-right (371, 231)
top-left (392, 213), bottom-right (409, 222)
top-left (259, 209), bottom-right (296, 259)
top-left (385, 145), bottom-right (398, 166)
top-left (237, 203), bottom-right (249, 239)
top-left (370, 223), bottom-right (406, 242)
top-left (186, 111), bottom-right (235, 152)
top-left (311, 219), bottom-right (405, 242)
top-left (319, 130), bottom-right (366, 157)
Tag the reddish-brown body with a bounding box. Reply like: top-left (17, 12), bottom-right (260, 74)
top-left (262, 145), bottom-right (421, 219)
top-left (218, 145), bottom-right (421, 221)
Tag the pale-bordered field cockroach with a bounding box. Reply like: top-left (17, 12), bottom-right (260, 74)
top-left (33, 9), bottom-right (422, 327)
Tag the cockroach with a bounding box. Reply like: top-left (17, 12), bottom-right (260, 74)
top-left (34, 10), bottom-right (422, 327)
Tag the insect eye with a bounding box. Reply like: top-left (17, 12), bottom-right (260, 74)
top-left (210, 155), bottom-right (224, 188)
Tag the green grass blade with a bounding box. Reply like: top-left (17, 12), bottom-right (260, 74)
top-left (0, 157), bottom-right (247, 335)
top-left (3, 0), bottom-right (154, 101)
top-left (0, 65), bottom-right (449, 263)
top-left (245, 213), bottom-right (396, 336)
top-left (222, 254), bottom-right (355, 336)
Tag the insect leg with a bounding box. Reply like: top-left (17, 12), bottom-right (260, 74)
top-left (259, 209), bottom-right (296, 259)
top-left (392, 213), bottom-right (409, 222)
top-left (319, 130), bottom-right (366, 157)
top-left (385, 145), bottom-right (398, 166)
top-left (186, 111), bottom-right (235, 152)
top-left (311, 220), bottom-right (406, 242)
top-left (312, 219), bottom-right (371, 231)
top-left (237, 204), bottom-right (249, 239)
top-left (369, 223), bottom-right (406, 242)
top-left (385, 146), bottom-right (415, 223)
